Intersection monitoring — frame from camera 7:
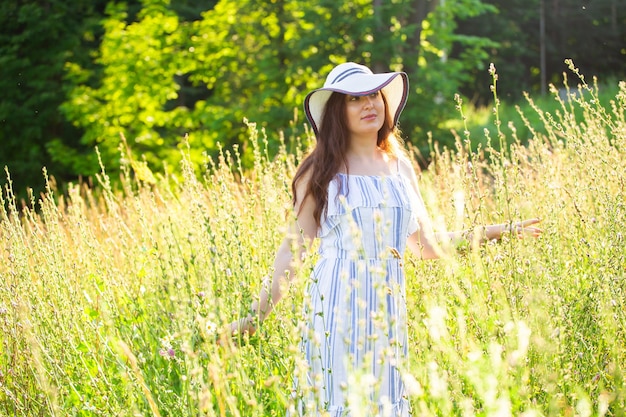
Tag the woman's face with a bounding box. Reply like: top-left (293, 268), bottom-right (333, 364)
top-left (344, 91), bottom-right (385, 138)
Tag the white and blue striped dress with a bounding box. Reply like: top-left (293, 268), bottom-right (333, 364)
top-left (298, 171), bottom-right (420, 416)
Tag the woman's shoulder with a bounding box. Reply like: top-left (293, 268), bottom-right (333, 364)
top-left (395, 154), bottom-right (416, 177)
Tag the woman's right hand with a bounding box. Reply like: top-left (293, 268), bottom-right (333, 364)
top-left (218, 316), bottom-right (256, 345)
top-left (230, 316), bottom-right (257, 337)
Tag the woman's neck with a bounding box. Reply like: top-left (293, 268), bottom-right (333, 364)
top-left (343, 146), bottom-right (395, 176)
top-left (347, 133), bottom-right (379, 157)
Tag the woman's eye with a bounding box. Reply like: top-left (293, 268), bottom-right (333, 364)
top-left (348, 93), bottom-right (378, 102)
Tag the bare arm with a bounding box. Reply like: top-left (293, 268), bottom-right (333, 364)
top-left (399, 158), bottom-right (541, 260)
top-left (398, 157), bottom-right (444, 260)
top-left (227, 172), bottom-right (317, 337)
top-left (443, 219), bottom-right (542, 244)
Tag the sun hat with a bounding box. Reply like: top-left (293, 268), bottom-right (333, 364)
top-left (304, 62), bottom-right (409, 136)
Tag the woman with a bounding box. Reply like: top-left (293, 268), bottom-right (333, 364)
top-left (228, 62), bottom-right (541, 416)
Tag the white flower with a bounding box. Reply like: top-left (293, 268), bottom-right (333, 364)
top-left (402, 373), bottom-right (423, 396)
top-left (205, 319), bottom-right (217, 336)
top-left (427, 306), bottom-right (447, 342)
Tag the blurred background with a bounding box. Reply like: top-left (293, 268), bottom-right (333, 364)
top-left (1, 0), bottom-right (624, 200)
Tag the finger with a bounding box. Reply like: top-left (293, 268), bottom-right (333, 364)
top-left (521, 218), bottom-right (541, 227)
top-left (520, 227), bottom-right (542, 238)
top-left (511, 223), bottom-right (542, 238)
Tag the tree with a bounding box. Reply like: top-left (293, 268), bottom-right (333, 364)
top-left (62, 0), bottom-right (305, 173)
top-left (0, 0), bottom-right (108, 198)
top-left (544, 0), bottom-right (625, 80)
top-left (2, 0), bottom-right (521, 197)
top-left (61, 0), bottom-right (197, 176)
top-left (185, 0), bottom-right (307, 163)
top-left (401, 0), bottom-right (498, 148)
top-left (453, 0), bottom-right (626, 104)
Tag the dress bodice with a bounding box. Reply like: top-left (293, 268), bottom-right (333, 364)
top-left (317, 173), bottom-right (419, 260)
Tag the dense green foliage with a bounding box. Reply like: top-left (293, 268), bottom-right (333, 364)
top-left (57, 0), bottom-right (497, 177)
top-left (1, 73), bottom-right (625, 416)
top-left (454, 0), bottom-right (626, 103)
top-left (1, 0), bottom-right (625, 199)
top-left (0, 0), bottom-right (107, 195)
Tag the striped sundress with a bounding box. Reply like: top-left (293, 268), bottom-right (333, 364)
top-left (297, 171), bottom-right (420, 416)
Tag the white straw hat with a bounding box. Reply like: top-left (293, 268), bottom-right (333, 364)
top-left (304, 62), bottom-right (409, 136)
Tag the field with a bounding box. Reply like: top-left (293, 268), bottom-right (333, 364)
top-left (1, 74), bottom-right (626, 416)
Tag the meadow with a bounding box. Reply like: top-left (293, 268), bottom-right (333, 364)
top-left (1, 70), bottom-right (625, 416)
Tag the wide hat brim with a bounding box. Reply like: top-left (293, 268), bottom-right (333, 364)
top-left (304, 63), bottom-right (409, 137)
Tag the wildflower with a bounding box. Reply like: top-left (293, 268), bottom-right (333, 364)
top-left (427, 361), bottom-right (447, 399)
top-left (467, 349), bottom-right (482, 362)
top-left (159, 348), bottom-right (176, 359)
top-left (362, 373), bottom-right (377, 388)
top-left (159, 335), bottom-right (176, 359)
top-left (426, 306), bottom-right (447, 342)
top-left (402, 373), bottom-right (423, 397)
top-left (205, 319), bottom-right (217, 336)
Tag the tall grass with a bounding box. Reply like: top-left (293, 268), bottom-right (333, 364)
top-left (1, 68), bottom-right (625, 416)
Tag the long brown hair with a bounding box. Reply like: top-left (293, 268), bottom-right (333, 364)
top-left (292, 91), bottom-right (407, 228)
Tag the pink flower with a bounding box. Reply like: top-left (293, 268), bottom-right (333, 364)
top-left (159, 348), bottom-right (176, 359)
